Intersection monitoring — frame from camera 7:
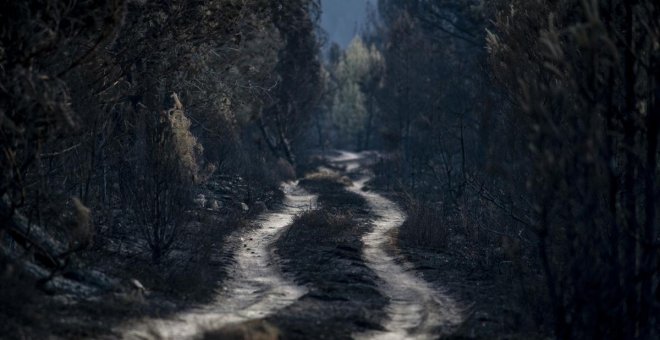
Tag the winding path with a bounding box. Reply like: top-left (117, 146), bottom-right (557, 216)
top-left (329, 151), bottom-right (462, 339)
top-left (124, 182), bottom-right (316, 339)
top-left (125, 151), bottom-right (461, 339)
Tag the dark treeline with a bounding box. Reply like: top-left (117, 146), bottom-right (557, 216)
top-left (0, 0), bottom-right (322, 333)
top-left (0, 0), bottom-right (321, 259)
top-left (318, 0), bottom-right (658, 338)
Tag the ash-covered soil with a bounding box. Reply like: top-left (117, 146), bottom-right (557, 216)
top-left (265, 176), bottom-right (387, 339)
top-left (0, 174), bottom-right (281, 339)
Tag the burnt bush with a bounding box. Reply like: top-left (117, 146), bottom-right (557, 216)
top-left (398, 200), bottom-right (449, 251)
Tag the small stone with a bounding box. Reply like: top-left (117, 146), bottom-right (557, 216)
top-left (207, 199), bottom-right (221, 210)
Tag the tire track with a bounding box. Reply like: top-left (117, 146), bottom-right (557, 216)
top-left (329, 151), bottom-right (462, 339)
top-left (123, 182), bottom-right (316, 339)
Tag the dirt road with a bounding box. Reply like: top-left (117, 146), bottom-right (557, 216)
top-left (124, 151), bottom-right (461, 339)
top-left (330, 152), bottom-right (462, 339)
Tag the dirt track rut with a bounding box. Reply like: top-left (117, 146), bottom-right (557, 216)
top-left (123, 182), bottom-right (315, 339)
top-left (330, 151), bottom-right (462, 339)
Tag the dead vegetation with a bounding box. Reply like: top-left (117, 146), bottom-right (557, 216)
top-left (268, 178), bottom-right (386, 338)
top-left (0, 0), bottom-right (323, 335)
top-left (398, 199), bottom-right (449, 251)
top-left (371, 168), bottom-right (550, 338)
top-left (300, 170), bottom-right (353, 188)
top-left (282, 209), bottom-right (355, 244)
top-left (298, 170), bottom-right (366, 212)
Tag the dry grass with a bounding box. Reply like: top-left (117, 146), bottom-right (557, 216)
top-left (299, 170), bottom-right (366, 210)
top-left (281, 209), bottom-right (355, 244)
top-left (399, 200), bottom-right (449, 251)
top-left (300, 170), bottom-right (353, 188)
top-left (271, 199), bottom-right (388, 338)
